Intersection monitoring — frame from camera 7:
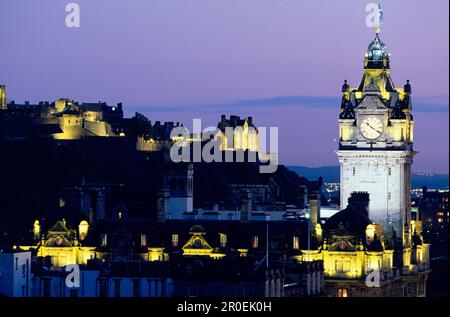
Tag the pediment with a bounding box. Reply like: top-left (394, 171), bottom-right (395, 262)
top-left (182, 236), bottom-right (213, 251)
top-left (44, 235), bottom-right (73, 247)
top-left (356, 94), bottom-right (387, 111)
top-left (329, 239), bottom-right (356, 252)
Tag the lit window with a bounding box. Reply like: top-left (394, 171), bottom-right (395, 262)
top-left (438, 218), bottom-right (444, 223)
top-left (172, 234), bottom-right (179, 247)
top-left (338, 288), bottom-right (348, 297)
top-left (293, 236), bottom-right (299, 250)
top-left (252, 235), bottom-right (259, 248)
top-left (336, 258), bottom-right (351, 273)
top-left (101, 234), bottom-right (108, 247)
top-left (140, 234), bottom-right (147, 247)
top-left (219, 233), bottom-right (227, 248)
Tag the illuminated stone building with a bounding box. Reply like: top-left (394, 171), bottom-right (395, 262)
top-left (297, 192), bottom-right (429, 297)
top-left (0, 84), bottom-right (6, 110)
top-left (419, 187), bottom-right (449, 229)
top-left (0, 90), bottom-right (124, 140)
top-left (18, 214), bottom-right (324, 297)
top-left (217, 115), bottom-right (259, 152)
top-left (338, 31), bottom-right (414, 238)
top-left (52, 100), bottom-right (123, 140)
top-left (296, 31), bottom-right (431, 297)
top-left (21, 220), bottom-right (97, 268)
top-left (0, 250), bottom-right (32, 297)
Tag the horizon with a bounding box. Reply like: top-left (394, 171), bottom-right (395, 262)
top-left (0, 0), bottom-right (448, 173)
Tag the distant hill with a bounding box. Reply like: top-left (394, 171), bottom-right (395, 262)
top-left (288, 166), bottom-right (449, 190)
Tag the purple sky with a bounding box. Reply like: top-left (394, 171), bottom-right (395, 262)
top-left (0, 0), bottom-right (448, 173)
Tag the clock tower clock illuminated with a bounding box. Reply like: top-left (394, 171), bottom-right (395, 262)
top-left (337, 30), bottom-right (414, 243)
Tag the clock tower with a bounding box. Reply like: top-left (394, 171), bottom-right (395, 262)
top-left (337, 30), bottom-right (414, 243)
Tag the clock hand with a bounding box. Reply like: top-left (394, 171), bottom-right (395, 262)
top-left (365, 121), bottom-right (382, 134)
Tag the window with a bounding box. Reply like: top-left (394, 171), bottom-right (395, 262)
top-left (101, 234), bottom-right (108, 247)
top-left (336, 258), bottom-right (351, 273)
top-left (293, 236), bottom-right (299, 250)
top-left (15, 257), bottom-right (18, 270)
top-left (193, 238), bottom-right (202, 248)
top-left (179, 178), bottom-right (186, 191)
top-left (337, 288), bottom-right (348, 297)
top-left (22, 264), bottom-right (26, 277)
top-left (98, 279), bottom-right (108, 297)
top-left (42, 279), bottom-right (51, 297)
top-left (388, 192), bottom-right (392, 200)
top-left (406, 282), bottom-right (417, 297)
top-left (352, 167), bottom-right (356, 176)
top-left (343, 259), bottom-right (351, 272)
top-left (388, 167), bottom-right (392, 175)
top-left (336, 260), bottom-right (343, 272)
top-left (219, 233), bottom-right (227, 248)
top-left (114, 279), bottom-right (121, 297)
top-left (172, 234), bottom-right (179, 247)
top-left (132, 279), bottom-right (141, 297)
top-left (187, 285), bottom-right (198, 297)
top-left (140, 234), bottom-right (147, 247)
top-left (148, 280), bottom-right (155, 297)
top-left (252, 235), bottom-right (259, 248)
top-left (170, 178), bottom-right (177, 191)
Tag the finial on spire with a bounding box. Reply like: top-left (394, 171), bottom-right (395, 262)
top-left (342, 80), bottom-right (350, 93)
top-left (404, 79), bottom-right (412, 94)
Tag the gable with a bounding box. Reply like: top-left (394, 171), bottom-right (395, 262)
top-left (182, 235), bottom-right (213, 256)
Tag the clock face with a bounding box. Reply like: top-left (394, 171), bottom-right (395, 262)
top-left (359, 116), bottom-right (383, 140)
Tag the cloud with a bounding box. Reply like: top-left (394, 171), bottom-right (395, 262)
top-left (234, 96), bottom-right (338, 108)
top-left (128, 95), bottom-right (449, 115)
top-left (414, 96), bottom-right (449, 113)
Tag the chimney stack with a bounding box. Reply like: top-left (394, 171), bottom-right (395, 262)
top-left (309, 191), bottom-right (321, 226)
top-left (348, 191), bottom-right (370, 216)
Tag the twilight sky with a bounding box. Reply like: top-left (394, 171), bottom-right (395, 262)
top-left (0, 0), bottom-right (448, 173)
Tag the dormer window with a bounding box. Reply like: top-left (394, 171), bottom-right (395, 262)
top-left (172, 234), bottom-right (179, 247)
top-left (293, 236), bottom-right (299, 250)
top-left (219, 233), bottom-right (227, 248)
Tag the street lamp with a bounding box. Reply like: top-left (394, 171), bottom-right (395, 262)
top-left (305, 212), bottom-right (311, 261)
